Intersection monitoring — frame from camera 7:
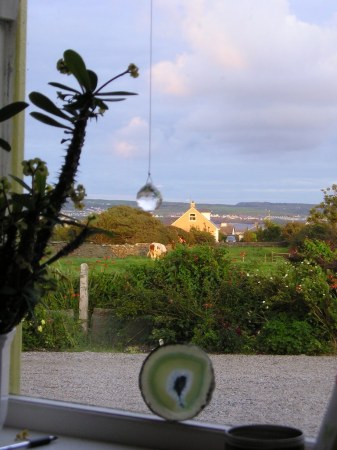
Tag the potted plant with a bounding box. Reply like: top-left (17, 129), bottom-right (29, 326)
top-left (0, 49), bottom-right (138, 425)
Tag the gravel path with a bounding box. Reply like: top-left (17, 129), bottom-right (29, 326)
top-left (21, 352), bottom-right (337, 439)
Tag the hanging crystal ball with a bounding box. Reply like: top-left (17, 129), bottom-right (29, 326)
top-left (137, 182), bottom-right (162, 211)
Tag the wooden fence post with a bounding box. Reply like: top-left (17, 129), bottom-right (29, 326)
top-left (79, 263), bottom-right (89, 333)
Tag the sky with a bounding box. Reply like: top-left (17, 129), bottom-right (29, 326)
top-left (25, 0), bottom-right (337, 206)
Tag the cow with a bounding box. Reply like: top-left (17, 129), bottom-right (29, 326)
top-left (147, 242), bottom-right (167, 260)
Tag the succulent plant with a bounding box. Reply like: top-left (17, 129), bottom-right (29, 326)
top-left (0, 49), bottom-right (138, 334)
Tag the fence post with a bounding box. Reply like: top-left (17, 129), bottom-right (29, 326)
top-left (79, 263), bottom-right (89, 333)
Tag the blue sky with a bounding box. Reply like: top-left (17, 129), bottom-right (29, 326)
top-left (25, 1), bottom-right (337, 205)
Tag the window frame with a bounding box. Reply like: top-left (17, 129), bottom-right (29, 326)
top-left (5, 396), bottom-right (316, 449)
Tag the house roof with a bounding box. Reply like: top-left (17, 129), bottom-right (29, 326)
top-left (171, 202), bottom-right (219, 230)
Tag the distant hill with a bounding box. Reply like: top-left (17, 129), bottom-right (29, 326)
top-left (234, 202), bottom-right (314, 216)
top-left (62, 198), bottom-right (315, 220)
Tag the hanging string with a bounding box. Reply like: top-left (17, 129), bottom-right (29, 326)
top-left (147, 0), bottom-right (153, 182)
top-left (136, 0), bottom-right (162, 211)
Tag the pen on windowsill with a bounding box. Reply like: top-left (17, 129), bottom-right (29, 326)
top-left (0, 436), bottom-right (58, 450)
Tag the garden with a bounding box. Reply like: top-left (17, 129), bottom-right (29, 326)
top-left (22, 239), bottom-right (337, 355)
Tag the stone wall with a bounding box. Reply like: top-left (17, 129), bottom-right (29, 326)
top-left (50, 242), bottom-right (150, 258)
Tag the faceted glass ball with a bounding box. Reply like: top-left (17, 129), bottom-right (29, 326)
top-left (136, 182), bottom-right (162, 211)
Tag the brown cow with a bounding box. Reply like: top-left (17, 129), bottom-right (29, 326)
top-left (147, 242), bottom-right (167, 260)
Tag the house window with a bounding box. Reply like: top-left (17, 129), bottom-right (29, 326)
top-left (190, 213), bottom-right (196, 221)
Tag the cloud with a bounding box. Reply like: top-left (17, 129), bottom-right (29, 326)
top-left (147, 0), bottom-right (337, 163)
top-left (108, 117), bottom-right (148, 158)
top-left (26, 0), bottom-right (337, 204)
top-left (153, 56), bottom-right (190, 95)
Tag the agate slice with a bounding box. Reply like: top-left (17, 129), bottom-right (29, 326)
top-left (139, 344), bottom-right (215, 421)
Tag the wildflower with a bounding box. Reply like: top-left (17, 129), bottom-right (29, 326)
top-left (41, 319), bottom-right (46, 325)
top-left (203, 303), bottom-right (213, 309)
top-left (37, 325), bottom-right (43, 332)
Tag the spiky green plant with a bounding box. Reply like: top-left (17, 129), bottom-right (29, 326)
top-left (0, 49), bottom-right (138, 333)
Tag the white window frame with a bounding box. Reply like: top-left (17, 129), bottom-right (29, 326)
top-left (4, 396), bottom-right (316, 449)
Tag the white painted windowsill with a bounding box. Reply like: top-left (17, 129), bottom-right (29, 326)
top-left (2, 396), bottom-right (316, 449)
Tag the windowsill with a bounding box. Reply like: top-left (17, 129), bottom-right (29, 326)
top-left (4, 396), bottom-right (316, 449)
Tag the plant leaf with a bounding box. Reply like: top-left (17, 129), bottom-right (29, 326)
top-left (29, 92), bottom-right (71, 121)
top-left (0, 138), bottom-right (11, 152)
top-left (95, 91), bottom-right (137, 96)
top-left (30, 112), bottom-right (73, 130)
top-left (63, 49), bottom-right (92, 91)
top-left (0, 102), bottom-right (28, 122)
top-left (48, 82), bottom-right (81, 94)
top-left (9, 174), bottom-right (32, 192)
top-left (97, 98), bottom-right (125, 102)
top-left (87, 70), bottom-right (98, 91)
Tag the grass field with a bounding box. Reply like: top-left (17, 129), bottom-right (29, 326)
top-left (52, 245), bottom-right (290, 276)
top-left (52, 255), bottom-right (147, 275)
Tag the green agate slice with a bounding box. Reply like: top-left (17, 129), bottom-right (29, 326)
top-left (139, 344), bottom-right (215, 421)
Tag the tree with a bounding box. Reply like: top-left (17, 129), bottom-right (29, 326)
top-left (289, 223), bottom-right (336, 248)
top-left (189, 228), bottom-right (216, 245)
top-left (90, 206), bottom-right (177, 244)
top-left (242, 230), bottom-right (257, 242)
top-left (281, 222), bottom-right (305, 244)
top-left (256, 219), bottom-right (282, 242)
top-left (308, 184), bottom-right (337, 229)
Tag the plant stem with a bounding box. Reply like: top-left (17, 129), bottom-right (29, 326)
top-left (33, 110), bottom-right (89, 266)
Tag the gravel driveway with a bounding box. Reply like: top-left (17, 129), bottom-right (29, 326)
top-left (20, 352), bottom-right (337, 439)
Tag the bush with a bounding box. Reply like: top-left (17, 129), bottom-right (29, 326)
top-left (24, 243), bottom-right (337, 354)
top-left (23, 305), bottom-right (84, 350)
top-left (257, 314), bottom-right (329, 355)
top-left (22, 270), bottom-right (84, 350)
top-left (191, 317), bottom-right (246, 353)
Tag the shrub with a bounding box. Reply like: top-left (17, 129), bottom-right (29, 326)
top-left (257, 314), bottom-right (329, 355)
top-left (191, 317), bottom-right (246, 353)
top-left (23, 243), bottom-right (337, 354)
top-left (23, 305), bottom-right (84, 350)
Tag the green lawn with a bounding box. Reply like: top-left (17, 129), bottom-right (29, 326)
top-left (225, 245), bottom-right (290, 274)
top-left (52, 255), bottom-right (149, 275)
top-left (52, 245), bottom-right (290, 276)
top-left (224, 245), bottom-right (289, 262)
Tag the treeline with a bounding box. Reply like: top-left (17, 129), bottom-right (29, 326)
top-left (246, 184), bottom-right (337, 246)
top-left (54, 205), bottom-right (215, 245)
top-left (54, 184), bottom-right (337, 247)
